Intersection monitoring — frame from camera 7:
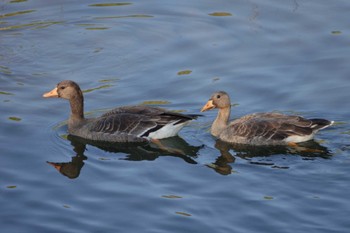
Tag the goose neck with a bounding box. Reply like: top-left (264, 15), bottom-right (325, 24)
top-left (211, 106), bottom-right (231, 137)
top-left (69, 94), bottom-right (84, 121)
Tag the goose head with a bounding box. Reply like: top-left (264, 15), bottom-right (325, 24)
top-left (43, 80), bottom-right (83, 100)
top-left (201, 91), bottom-right (231, 112)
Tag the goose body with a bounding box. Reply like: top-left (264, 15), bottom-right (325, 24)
top-left (201, 91), bottom-right (333, 145)
top-left (43, 80), bottom-right (199, 143)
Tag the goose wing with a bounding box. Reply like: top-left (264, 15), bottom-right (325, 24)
top-left (223, 113), bottom-right (316, 142)
top-left (102, 105), bottom-right (200, 121)
top-left (90, 113), bottom-right (159, 138)
top-left (91, 109), bottom-right (197, 138)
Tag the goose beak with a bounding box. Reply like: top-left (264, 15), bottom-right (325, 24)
top-left (47, 161), bottom-right (62, 172)
top-left (43, 87), bottom-right (58, 98)
top-left (201, 100), bottom-right (215, 112)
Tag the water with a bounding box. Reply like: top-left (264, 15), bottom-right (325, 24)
top-left (1, 0), bottom-right (350, 232)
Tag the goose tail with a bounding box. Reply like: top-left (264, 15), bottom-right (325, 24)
top-left (310, 119), bottom-right (334, 131)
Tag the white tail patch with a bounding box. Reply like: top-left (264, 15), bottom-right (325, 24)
top-left (147, 121), bottom-right (188, 139)
top-left (284, 134), bottom-right (315, 143)
top-left (322, 120), bottom-right (335, 129)
top-left (316, 120), bottom-right (334, 130)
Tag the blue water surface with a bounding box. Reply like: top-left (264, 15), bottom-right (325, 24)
top-left (1, 0), bottom-right (350, 232)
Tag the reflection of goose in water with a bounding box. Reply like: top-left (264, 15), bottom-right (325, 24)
top-left (47, 135), bottom-right (203, 179)
top-left (47, 140), bottom-right (87, 179)
top-left (207, 139), bottom-right (332, 175)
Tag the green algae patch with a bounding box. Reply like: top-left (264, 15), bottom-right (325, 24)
top-left (89, 3), bottom-right (132, 7)
top-left (162, 195), bottom-right (183, 199)
top-left (8, 116), bottom-right (21, 121)
top-left (175, 212), bottom-right (191, 217)
top-left (177, 70), bottom-right (192, 76)
top-left (83, 85), bottom-right (113, 93)
top-left (140, 100), bottom-right (171, 105)
top-left (209, 12), bottom-right (232, 17)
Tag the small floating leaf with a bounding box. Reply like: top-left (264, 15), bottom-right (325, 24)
top-left (10, 0), bottom-right (28, 3)
top-left (7, 185), bottom-right (17, 189)
top-left (264, 196), bottom-right (274, 200)
top-left (0, 65), bottom-right (12, 74)
top-left (140, 100), bottom-right (171, 105)
top-left (85, 27), bottom-right (109, 30)
top-left (177, 70), bottom-right (192, 76)
top-left (76, 23), bottom-right (96, 27)
top-left (162, 195), bottom-right (183, 199)
top-left (8, 116), bottom-right (21, 121)
top-left (94, 47), bottom-right (103, 53)
top-left (99, 157), bottom-right (111, 161)
top-left (331, 30), bottom-right (342, 35)
top-left (209, 12), bottom-right (232, 17)
top-left (0, 21), bottom-right (63, 31)
top-left (34, 21), bottom-right (63, 29)
top-left (83, 85), bottom-right (113, 93)
top-left (32, 72), bottom-right (47, 77)
top-left (0, 10), bottom-right (35, 18)
top-left (0, 91), bottom-right (14, 95)
top-left (271, 165), bottom-right (289, 169)
top-left (99, 78), bottom-right (119, 83)
top-left (95, 14), bottom-right (153, 20)
top-left (89, 3), bottom-right (132, 7)
top-left (175, 212), bottom-right (191, 217)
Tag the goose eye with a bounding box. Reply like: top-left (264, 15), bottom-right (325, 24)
top-left (60, 86), bottom-right (65, 90)
top-left (216, 95), bottom-right (221, 99)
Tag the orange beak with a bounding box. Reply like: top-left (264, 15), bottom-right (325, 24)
top-left (200, 100), bottom-right (215, 112)
top-left (43, 87), bottom-right (58, 98)
top-left (47, 161), bottom-right (62, 172)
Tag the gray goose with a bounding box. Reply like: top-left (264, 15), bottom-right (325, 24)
top-left (201, 91), bottom-right (333, 145)
top-left (43, 80), bottom-right (199, 143)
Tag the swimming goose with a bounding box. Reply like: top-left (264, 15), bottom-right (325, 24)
top-left (43, 80), bottom-right (199, 143)
top-left (201, 91), bottom-right (333, 145)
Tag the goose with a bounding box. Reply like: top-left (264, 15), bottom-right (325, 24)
top-left (43, 80), bottom-right (199, 143)
top-left (200, 91), bottom-right (333, 145)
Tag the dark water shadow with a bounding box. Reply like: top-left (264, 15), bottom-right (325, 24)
top-left (208, 139), bottom-right (333, 175)
top-left (47, 135), bottom-right (203, 179)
